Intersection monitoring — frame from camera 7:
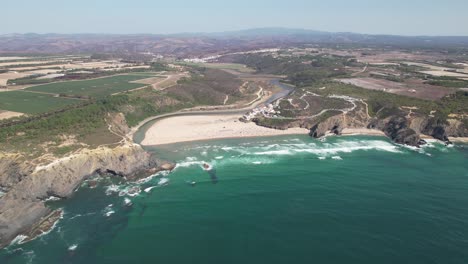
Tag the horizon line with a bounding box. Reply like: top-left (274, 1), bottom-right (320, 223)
top-left (2, 27), bottom-right (468, 38)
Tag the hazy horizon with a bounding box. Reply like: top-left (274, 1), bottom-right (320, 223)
top-left (3, 0), bottom-right (468, 36)
top-left (3, 27), bottom-right (468, 38)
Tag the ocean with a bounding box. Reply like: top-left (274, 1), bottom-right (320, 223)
top-left (1, 135), bottom-right (468, 263)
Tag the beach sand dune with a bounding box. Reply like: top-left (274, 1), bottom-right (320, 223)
top-left (141, 114), bottom-right (309, 145)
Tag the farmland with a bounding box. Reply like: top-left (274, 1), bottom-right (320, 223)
top-left (25, 74), bottom-right (156, 98)
top-left (179, 62), bottom-right (255, 73)
top-left (0, 91), bottom-right (80, 114)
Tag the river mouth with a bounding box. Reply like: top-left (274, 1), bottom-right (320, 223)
top-left (133, 79), bottom-right (296, 146)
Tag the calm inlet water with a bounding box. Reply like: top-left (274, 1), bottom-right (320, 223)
top-left (1, 136), bottom-right (468, 263)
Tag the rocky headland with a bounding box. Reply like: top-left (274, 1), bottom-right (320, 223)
top-left (0, 143), bottom-right (175, 248)
top-left (253, 100), bottom-right (467, 147)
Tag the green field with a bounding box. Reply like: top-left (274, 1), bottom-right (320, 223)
top-left (25, 74), bottom-right (156, 98)
top-left (0, 91), bottom-right (80, 114)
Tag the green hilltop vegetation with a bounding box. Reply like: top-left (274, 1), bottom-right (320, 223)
top-left (0, 90), bottom-right (184, 156)
top-left (233, 53), bottom-right (359, 87)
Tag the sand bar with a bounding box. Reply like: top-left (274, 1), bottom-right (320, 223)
top-left (141, 114), bottom-right (309, 146)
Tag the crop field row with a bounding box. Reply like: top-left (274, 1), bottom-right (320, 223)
top-left (0, 91), bottom-right (80, 114)
top-left (0, 73), bottom-right (157, 114)
top-left (25, 74), bottom-right (156, 98)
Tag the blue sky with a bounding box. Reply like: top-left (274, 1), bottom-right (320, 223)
top-left (3, 0), bottom-right (468, 36)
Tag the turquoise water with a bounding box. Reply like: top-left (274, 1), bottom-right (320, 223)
top-left (1, 136), bottom-right (468, 263)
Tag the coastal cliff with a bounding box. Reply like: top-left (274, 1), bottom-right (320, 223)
top-left (254, 100), bottom-right (467, 146)
top-left (309, 113), bottom-right (467, 146)
top-left (0, 143), bottom-right (174, 248)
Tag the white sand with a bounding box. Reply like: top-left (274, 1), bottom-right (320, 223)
top-left (449, 137), bottom-right (468, 143)
top-left (341, 128), bottom-right (386, 136)
top-left (141, 114), bottom-right (309, 146)
top-left (139, 113), bottom-right (467, 146)
top-left (0, 111), bottom-right (24, 120)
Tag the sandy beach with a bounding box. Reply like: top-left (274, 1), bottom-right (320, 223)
top-left (141, 114), bottom-right (309, 146)
top-left (449, 137), bottom-right (468, 143)
top-left (139, 113), bottom-right (468, 146)
top-left (340, 128), bottom-right (386, 136)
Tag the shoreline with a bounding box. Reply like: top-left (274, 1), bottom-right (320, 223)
top-left (448, 137), bottom-right (468, 143)
top-left (140, 115), bottom-right (468, 146)
top-left (339, 128), bottom-right (386, 137)
top-left (141, 114), bottom-right (309, 146)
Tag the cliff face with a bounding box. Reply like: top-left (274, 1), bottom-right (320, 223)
top-left (0, 153), bottom-right (34, 190)
top-left (258, 102), bottom-right (467, 146)
top-left (371, 116), bottom-right (421, 146)
top-left (0, 143), bottom-right (173, 248)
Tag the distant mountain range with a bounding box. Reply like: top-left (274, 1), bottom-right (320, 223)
top-left (1, 28), bottom-right (468, 56)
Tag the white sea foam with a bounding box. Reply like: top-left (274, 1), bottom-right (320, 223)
top-left (136, 170), bottom-right (170, 184)
top-left (176, 161), bottom-right (202, 168)
top-left (39, 213), bottom-right (61, 238)
top-left (69, 212), bottom-right (95, 220)
top-left (45, 196), bottom-right (61, 202)
top-left (124, 198), bottom-right (132, 206)
top-left (331, 156), bottom-right (343, 160)
top-left (10, 235), bottom-right (28, 246)
top-left (215, 156), bottom-right (224, 160)
top-left (158, 178), bottom-right (170, 186)
top-left (318, 157), bottom-right (326, 160)
top-left (105, 210), bottom-right (115, 217)
top-left (254, 149), bottom-right (293, 156)
top-left (9, 211), bottom-right (62, 246)
top-left (252, 161), bottom-right (262, 164)
top-left (69, 214), bottom-right (82, 220)
top-left (221, 147), bottom-right (234, 151)
top-left (105, 184), bottom-right (120, 196)
top-left (118, 186), bottom-right (141, 197)
top-left (247, 139), bottom-right (401, 157)
top-left (68, 244), bottom-right (78, 251)
top-left (103, 204), bottom-right (115, 217)
top-left (144, 186), bottom-right (157, 193)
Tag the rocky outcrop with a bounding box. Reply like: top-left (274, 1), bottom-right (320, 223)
top-left (108, 112), bottom-right (130, 136)
top-left (0, 153), bottom-right (34, 190)
top-left (0, 143), bottom-right (174, 248)
top-left (382, 116), bottom-right (421, 146)
top-left (308, 115), bottom-right (346, 138)
top-left (367, 116), bottom-right (421, 146)
top-left (300, 109), bottom-right (465, 146)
